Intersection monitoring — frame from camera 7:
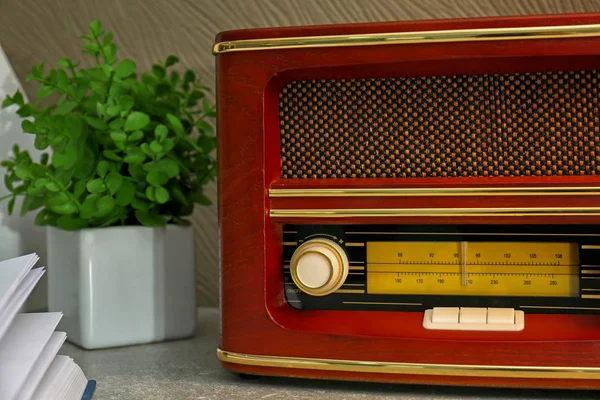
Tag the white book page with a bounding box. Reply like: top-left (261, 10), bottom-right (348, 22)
top-left (0, 268), bottom-right (45, 342)
top-left (0, 254), bottom-right (38, 312)
top-left (30, 356), bottom-right (70, 400)
top-left (0, 312), bottom-right (62, 400)
top-left (14, 331), bottom-right (66, 400)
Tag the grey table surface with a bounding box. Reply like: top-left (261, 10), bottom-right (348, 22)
top-left (62, 307), bottom-right (600, 400)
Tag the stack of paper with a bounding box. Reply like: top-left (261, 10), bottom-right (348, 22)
top-left (0, 253), bottom-right (95, 400)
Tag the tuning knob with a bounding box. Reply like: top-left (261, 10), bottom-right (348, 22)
top-left (289, 238), bottom-right (349, 296)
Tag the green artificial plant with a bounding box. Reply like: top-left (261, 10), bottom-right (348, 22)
top-left (0, 20), bottom-right (216, 230)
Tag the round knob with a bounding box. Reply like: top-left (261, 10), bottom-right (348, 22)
top-left (290, 238), bottom-right (349, 296)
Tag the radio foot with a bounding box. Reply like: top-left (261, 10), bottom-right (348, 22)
top-left (237, 373), bottom-right (262, 380)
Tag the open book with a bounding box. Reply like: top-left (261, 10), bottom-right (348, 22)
top-left (0, 253), bottom-right (95, 400)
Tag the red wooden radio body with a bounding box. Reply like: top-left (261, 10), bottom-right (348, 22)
top-left (214, 13), bottom-right (600, 389)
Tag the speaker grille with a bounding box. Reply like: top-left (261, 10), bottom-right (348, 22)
top-left (279, 71), bottom-right (600, 179)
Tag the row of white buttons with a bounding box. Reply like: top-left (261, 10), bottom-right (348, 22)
top-left (423, 307), bottom-right (525, 331)
top-left (432, 307), bottom-right (515, 325)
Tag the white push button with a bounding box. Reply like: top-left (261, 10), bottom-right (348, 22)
top-left (487, 308), bottom-right (515, 324)
top-left (459, 307), bottom-right (487, 324)
top-left (431, 307), bottom-right (459, 324)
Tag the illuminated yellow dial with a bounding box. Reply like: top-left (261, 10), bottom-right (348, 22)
top-left (290, 238), bottom-right (349, 296)
top-left (367, 241), bottom-right (579, 297)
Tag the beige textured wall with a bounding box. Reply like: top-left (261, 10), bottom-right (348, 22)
top-left (1, 0), bottom-right (600, 307)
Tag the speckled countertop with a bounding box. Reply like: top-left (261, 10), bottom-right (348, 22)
top-left (62, 308), bottom-right (599, 400)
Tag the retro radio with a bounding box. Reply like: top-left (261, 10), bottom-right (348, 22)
top-left (214, 13), bottom-right (600, 389)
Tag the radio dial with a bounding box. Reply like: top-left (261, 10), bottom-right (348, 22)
top-left (289, 238), bottom-right (349, 296)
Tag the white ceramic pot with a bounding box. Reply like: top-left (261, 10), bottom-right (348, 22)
top-left (46, 224), bottom-right (196, 349)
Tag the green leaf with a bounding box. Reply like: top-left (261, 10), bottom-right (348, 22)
top-left (131, 196), bottom-right (152, 210)
top-left (57, 215), bottom-right (87, 230)
top-left (40, 153), bottom-right (49, 165)
top-left (123, 148), bottom-right (146, 164)
top-left (145, 186), bottom-right (156, 201)
top-left (57, 58), bottom-right (71, 68)
top-left (165, 55), bottom-right (179, 67)
top-left (114, 59), bottom-right (136, 79)
top-left (34, 135), bottom-right (49, 150)
top-left (106, 105), bottom-right (120, 117)
top-left (46, 192), bottom-right (69, 207)
top-left (154, 124), bottom-right (168, 140)
top-left (128, 130), bottom-right (144, 142)
top-left (119, 95), bottom-right (134, 113)
top-left (50, 201), bottom-right (78, 215)
top-left (104, 43), bottom-right (117, 62)
top-left (96, 160), bottom-right (110, 177)
top-left (85, 116), bottom-right (109, 130)
top-left (87, 178), bottom-right (106, 193)
top-left (80, 193), bottom-right (100, 219)
top-left (7, 197), bottom-right (15, 215)
top-left (105, 172), bottom-right (123, 195)
top-left (110, 131), bottom-right (127, 142)
top-left (141, 143), bottom-right (152, 156)
top-left (96, 195), bottom-right (115, 217)
top-left (202, 98), bottom-right (213, 114)
top-left (36, 85), bottom-right (54, 99)
top-left (115, 180), bottom-right (135, 206)
top-left (184, 69), bottom-right (195, 84)
top-left (54, 101), bottom-right (78, 115)
top-left (102, 150), bottom-right (121, 162)
top-left (157, 158), bottom-right (179, 178)
top-left (166, 113), bottom-right (184, 135)
top-left (171, 185), bottom-right (188, 205)
top-left (154, 186), bottom-right (169, 204)
top-left (162, 138), bottom-right (175, 152)
top-left (74, 145), bottom-right (96, 179)
top-left (21, 195), bottom-right (43, 216)
top-left (196, 120), bottom-right (214, 134)
top-left (74, 180), bottom-right (87, 198)
top-left (52, 143), bottom-right (78, 170)
top-left (186, 90), bottom-right (204, 107)
top-left (150, 141), bottom-right (163, 153)
top-left (15, 165), bottom-right (32, 180)
top-left (109, 118), bottom-right (124, 131)
top-left (21, 120), bottom-right (36, 133)
top-left (90, 20), bottom-right (102, 36)
top-left (124, 111), bottom-right (150, 132)
top-left (134, 210), bottom-right (165, 227)
top-left (146, 170), bottom-right (169, 186)
top-left (35, 209), bottom-right (48, 225)
top-left (45, 182), bottom-right (60, 192)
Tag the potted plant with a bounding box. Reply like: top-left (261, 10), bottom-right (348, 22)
top-left (0, 20), bottom-right (216, 349)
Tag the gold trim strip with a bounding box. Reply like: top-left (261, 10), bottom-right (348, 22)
top-left (345, 242), bottom-right (365, 247)
top-left (582, 270), bottom-right (600, 274)
top-left (582, 245), bottom-right (600, 249)
top-left (216, 348), bottom-right (600, 379)
top-left (520, 305), bottom-right (600, 310)
top-left (343, 301), bottom-right (421, 306)
top-left (581, 294), bottom-right (600, 299)
top-left (347, 231), bottom-right (600, 237)
top-left (282, 241), bottom-right (298, 246)
top-left (335, 289), bottom-right (365, 294)
top-left (213, 23), bottom-right (600, 54)
top-left (269, 187), bottom-right (600, 198)
top-left (270, 207), bottom-right (600, 218)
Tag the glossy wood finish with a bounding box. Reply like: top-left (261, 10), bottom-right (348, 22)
top-left (216, 13), bottom-right (600, 389)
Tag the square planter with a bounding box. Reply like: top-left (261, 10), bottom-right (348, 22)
top-left (47, 224), bottom-right (196, 349)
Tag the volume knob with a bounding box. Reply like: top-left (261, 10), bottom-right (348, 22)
top-left (290, 238), bottom-right (349, 296)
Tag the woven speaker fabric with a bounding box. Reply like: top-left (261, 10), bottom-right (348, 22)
top-left (279, 71), bottom-right (600, 179)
